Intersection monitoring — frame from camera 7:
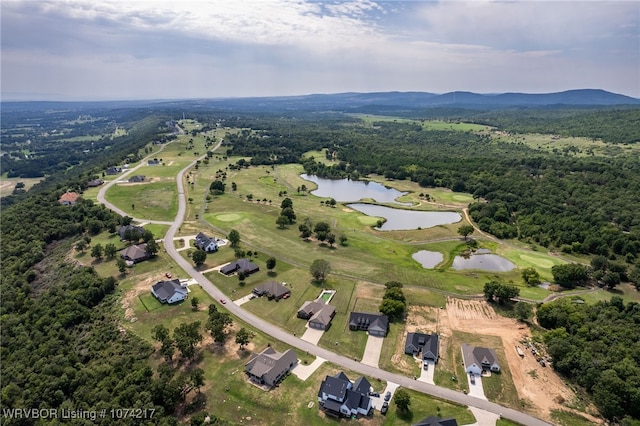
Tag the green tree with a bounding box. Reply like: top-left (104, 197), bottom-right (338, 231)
top-left (75, 240), bottom-right (87, 253)
top-left (145, 238), bottom-right (159, 257)
top-left (394, 389), bottom-right (411, 412)
top-left (326, 233), bottom-right (336, 247)
top-left (280, 207), bottom-right (296, 224)
top-left (235, 328), bottom-right (250, 350)
top-left (266, 257), bottom-right (276, 273)
top-left (209, 180), bottom-right (226, 193)
top-left (514, 302), bottom-right (533, 321)
top-left (280, 197), bottom-right (293, 209)
top-left (192, 250), bottom-right (207, 267)
top-left (379, 298), bottom-right (406, 319)
top-left (552, 263), bottom-right (589, 288)
top-left (152, 324), bottom-right (170, 343)
top-left (174, 321), bottom-right (203, 360)
top-left (189, 368), bottom-right (205, 394)
top-left (90, 243), bottom-right (103, 259)
top-left (228, 229), bottom-right (240, 247)
top-left (310, 259), bottom-right (331, 282)
top-left (522, 267), bottom-right (541, 286)
top-left (116, 258), bottom-right (127, 274)
top-left (458, 224), bottom-right (475, 241)
top-left (298, 223), bottom-right (311, 239)
top-left (191, 296), bottom-right (200, 311)
top-left (104, 243), bottom-right (117, 258)
top-left (339, 234), bottom-right (348, 246)
top-left (276, 215), bottom-right (289, 229)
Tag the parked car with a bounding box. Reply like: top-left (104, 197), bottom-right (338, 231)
top-left (470, 374), bottom-right (476, 384)
top-left (384, 391), bottom-right (391, 401)
top-left (423, 362), bottom-right (429, 370)
top-left (220, 298), bottom-right (226, 304)
top-left (381, 402), bottom-right (388, 415)
top-left (369, 392), bottom-right (380, 397)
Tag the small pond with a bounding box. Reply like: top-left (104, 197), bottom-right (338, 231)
top-left (347, 203), bottom-right (461, 231)
top-left (412, 250), bottom-right (444, 269)
top-left (301, 174), bottom-right (408, 204)
top-left (451, 249), bottom-right (515, 272)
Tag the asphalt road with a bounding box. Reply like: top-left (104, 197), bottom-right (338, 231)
top-left (98, 139), bottom-right (552, 426)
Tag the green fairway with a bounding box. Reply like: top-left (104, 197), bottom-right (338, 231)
top-left (104, 181), bottom-right (178, 221)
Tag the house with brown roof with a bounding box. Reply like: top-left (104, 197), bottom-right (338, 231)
top-left (298, 300), bottom-right (336, 330)
top-left (245, 346), bottom-right (298, 388)
top-left (120, 243), bottom-right (150, 264)
top-left (220, 258), bottom-right (259, 276)
top-left (58, 192), bottom-right (80, 205)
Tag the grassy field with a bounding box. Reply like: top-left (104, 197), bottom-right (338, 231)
top-left (104, 181), bottom-right (178, 221)
top-left (0, 175), bottom-right (45, 197)
top-left (354, 115), bottom-right (492, 132)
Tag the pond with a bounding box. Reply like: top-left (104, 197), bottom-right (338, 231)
top-left (347, 203), bottom-right (461, 231)
top-left (412, 250), bottom-right (444, 269)
top-left (451, 249), bottom-right (515, 272)
top-left (301, 174), bottom-right (408, 204)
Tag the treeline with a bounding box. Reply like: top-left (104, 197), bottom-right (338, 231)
top-left (469, 107), bottom-right (640, 144)
top-left (538, 297), bottom-right (640, 421)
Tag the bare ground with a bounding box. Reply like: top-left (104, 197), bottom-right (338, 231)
top-left (402, 298), bottom-right (602, 424)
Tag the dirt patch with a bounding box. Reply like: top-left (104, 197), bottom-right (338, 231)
top-left (342, 208), bottom-right (353, 212)
top-left (121, 273), bottom-right (161, 322)
top-left (405, 298), bottom-right (602, 423)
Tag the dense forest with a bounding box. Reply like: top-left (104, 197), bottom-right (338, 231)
top-left (538, 297), bottom-right (640, 422)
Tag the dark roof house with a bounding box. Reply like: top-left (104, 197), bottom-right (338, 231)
top-left (87, 178), bottom-right (104, 187)
top-left (412, 416), bottom-right (458, 426)
top-left (128, 175), bottom-right (145, 183)
top-left (151, 279), bottom-right (188, 304)
top-left (120, 243), bottom-right (150, 264)
top-left (252, 281), bottom-right (290, 300)
top-left (105, 166), bottom-right (122, 175)
top-left (461, 343), bottom-right (500, 375)
top-left (348, 312), bottom-right (389, 337)
top-left (405, 332), bottom-right (440, 363)
top-left (298, 301), bottom-right (336, 330)
top-left (119, 224), bottom-right (145, 241)
top-left (194, 232), bottom-right (219, 252)
top-left (220, 258), bottom-right (259, 276)
top-left (148, 159), bottom-right (160, 165)
top-left (245, 346), bottom-right (298, 387)
top-left (317, 371), bottom-right (372, 418)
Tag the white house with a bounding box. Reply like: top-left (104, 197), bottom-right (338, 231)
top-left (151, 279), bottom-right (188, 304)
top-left (318, 372), bottom-right (372, 417)
top-left (461, 343), bottom-right (500, 375)
top-left (194, 232), bottom-right (219, 253)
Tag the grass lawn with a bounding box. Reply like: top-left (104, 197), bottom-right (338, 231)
top-left (550, 409), bottom-right (598, 426)
top-left (0, 175), bottom-right (45, 198)
top-left (104, 181), bottom-right (178, 221)
top-left (381, 389), bottom-right (476, 425)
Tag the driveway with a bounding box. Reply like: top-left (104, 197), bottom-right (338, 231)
top-left (291, 356), bottom-right (326, 381)
top-left (467, 373), bottom-right (487, 400)
top-left (300, 325), bottom-right (325, 345)
top-left (417, 359), bottom-right (435, 384)
top-left (361, 335), bottom-right (384, 368)
top-left (370, 381), bottom-right (400, 410)
top-left (233, 294), bottom-right (255, 306)
top-left (468, 406), bottom-right (501, 426)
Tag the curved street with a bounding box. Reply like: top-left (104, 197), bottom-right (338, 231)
top-left (97, 141), bottom-right (551, 426)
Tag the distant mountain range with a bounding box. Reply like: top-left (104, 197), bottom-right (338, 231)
top-left (205, 89), bottom-right (639, 110)
top-left (2, 89), bottom-right (638, 112)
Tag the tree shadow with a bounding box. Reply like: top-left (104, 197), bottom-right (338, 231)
top-left (396, 409), bottom-right (414, 422)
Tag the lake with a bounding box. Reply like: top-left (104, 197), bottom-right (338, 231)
top-left (301, 174), bottom-right (408, 204)
top-left (347, 203), bottom-right (461, 231)
top-left (452, 249), bottom-right (515, 272)
top-left (412, 250), bottom-right (444, 269)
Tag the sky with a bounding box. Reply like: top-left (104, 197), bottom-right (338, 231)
top-left (1, 0), bottom-right (639, 101)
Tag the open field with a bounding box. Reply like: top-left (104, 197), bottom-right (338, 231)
top-left (354, 115), bottom-right (493, 132)
top-left (0, 175), bottom-right (45, 197)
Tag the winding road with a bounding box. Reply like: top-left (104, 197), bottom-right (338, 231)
top-left (97, 141), bottom-right (551, 426)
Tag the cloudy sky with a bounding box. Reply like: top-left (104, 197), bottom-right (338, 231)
top-left (2, 0), bottom-right (638, 100)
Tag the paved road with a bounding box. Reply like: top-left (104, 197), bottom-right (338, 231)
top-left (98, 139), bottom-right (552, 426)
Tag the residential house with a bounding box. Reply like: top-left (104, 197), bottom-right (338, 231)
top-left (412, 416), bottom-right (458, 426)
top-left (120, 243), bottom-right (150, 264)
top-left (194, 232), bottom-right (219, 252)
top-left (119, 224), bottom-right (145, 241)
top-left (245, 346), bottom-right (298, 387)
top-left (87, 178), bottom-right (104, 187)
top-left (461, 343), bottom-right (500, 375)
top-left (220, 258), bottom-right (259, 276)
top-left (58, 192), bottom-right (80, 205)
top-left (298, 301), bottom-right (336, 330)
top-left (317, 372), bottom-right (372, 417)
top-left (151, 279), bottom-right (188, 304)
top-left (105, 166), bottom-right (122, 175)
top-left (148, 159), bottom-right (160, 166)
top-left (252, 281), bottom-right (290, 300)
top-left (128, 175), bottom-right (145, 183)
top-left (405, 332), bottom-right (440, 363)
top-left (348, 312), bottom-right (389, 337)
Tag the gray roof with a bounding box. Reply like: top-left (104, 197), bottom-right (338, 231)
top-left (349, 312), bottom-right (389, 334)
top-left (461, 343), bottom-right (499, 369)
top-left (151, 279), bottom-right (186, 302)
top-left (309, 304), bottom-right (336, 327)
top-left (245, 347), bottom-right (297, 385)
top-left (352, 376), bottom-right (371, 395)
top-left (405, 333), bottom-right (439, 357)
top-left (412, 416), bottom-right (459, 426)
top-left (253, 281), bottom-right (290, 298)
top-left (195, 232), bottom-right (216, 249)
top-left (320, 375), bottom-right (349, 401)
top-left (119, 224), bottom-right (145, 240)
top-left (221, 258), bottom-right (259, 275)
top-left (120, 243), bottom-right (148, 261)
top-left (128, 175), bottom-right (145, 182)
